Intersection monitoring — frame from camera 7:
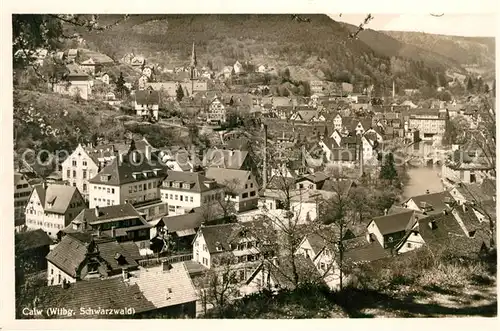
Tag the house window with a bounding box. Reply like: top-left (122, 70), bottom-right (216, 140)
top-left (202, 258), bottom-right (208, 266)
top-left (83, 160), bottom-right (87, 166)
top-left (190, 196), bottom-right (193, 203)
top-left (185, 195), bottom-right (189, 202)
top-left (107, 188), bottom-right (110, 194)
top-left (73, 170), bottom-right (76, 178)
top-left (170, 194), bottom-right (173, 200)
top-left (73, 182), bottom-right (76, 187)
top-left (143, 184), bottom-right (147, 190)
top-left (250, 191), bottom-right (256, 197)
top-left (66, 169), bottom-right (70, 178)
top-left (407, 243), bottom-right (412, 248)
top-left (72, 160), bottom-right (77, 167)
top-left (242, 193), bottom-right (248, 199)
top-left (129, 186), bottom-right (132, 193)
top-left (82, 170), bottom-right (87, 179)
top-left (175, 195), bottom-right (178, 200)
top-left (111, 188), bottom-right (115, 194)
top-left (139, 185), bottom-right (142, 191)
top-left (245, 184), bottom-right (248, 189)
top-left (203, 244), bottom-right (207, 252)
top-left (180, 196), bottom-right (183, 202)
top-left (134, 186), bottom-right (137, 192)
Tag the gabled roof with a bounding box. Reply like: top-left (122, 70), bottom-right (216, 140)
top-left (135, 89), bottom-right (160, 105)
top-left (292, 110), bottom-right (317, 122)
top-left (205, 167), bottom-right (254, 193)
top-left (197, 219), bottom-right (265, 254)
top-left (15, 229), bottom-right (53, 251)
top-left (128, 263), bottom-right (198, 308)
top-left (46, 233), bottom-right (138, 278)
top-left (404, 191), bottom-right (455, 215)
top-left (203, 148), bottom-right (249, 170)
top-left (31, 184), bottom-right (82, 214)
top-left (296, 172), bottom-right (329, 184)
top-left (370, 210), bottom-right (416, 235)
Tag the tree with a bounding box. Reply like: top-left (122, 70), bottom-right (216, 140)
top-left (442, 115), bottom-right (469, 146)
top-left (283, 68), bottom-right (291, 81)
top-left (13, 14), bottom-right (130, 70)
top-left (484, 83), bottom-right (490, 94)
top-left (115, 72), bottom-right (128, 98)
top-left (175, 84), bottom-right (184, 102)
top-left (379, 152), bottom-right (398, 182)
top-left (466, 76), bottom-right (474, 92)
top-left (195, 254), bottom-right (241, 316)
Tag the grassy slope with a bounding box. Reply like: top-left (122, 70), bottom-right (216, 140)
top-left (79, 14), bottom-right (447, 87)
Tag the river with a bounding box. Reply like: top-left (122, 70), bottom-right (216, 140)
top-left (402, 142), bottom-right (445, 199)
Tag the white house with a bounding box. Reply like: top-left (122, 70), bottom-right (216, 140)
top-left (88, 150), bottom-right (167, 209)
top-left (207, 97), bottom-right (226, 124)
top-left (25, 183), bottom-right (86, 238)
top-left (138, 75), bottom-right (149, 90)
top-left (79, 58), bottom-right (97, 75)
top-left (205, 168), bottom-right (259, 212)
top-left (142, 66), bottom-right (153, 78)
top-left (14, 172), bottom-right (33, 230)
top-left (191, 220), bottom-right (265, 273)
top-left (135, 89), bottom-right (160, 120)
top-left (233, 61), bottom-right (243, 74)
top-left (61, 143), bottom-right (101, 201)
top-left (53, 65), bottom-right (92, 100)
top-left (159, 171), bottom-right (224, 215)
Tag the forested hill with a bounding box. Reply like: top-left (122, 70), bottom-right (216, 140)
top-left (78, 14), bottom-right (452, 89)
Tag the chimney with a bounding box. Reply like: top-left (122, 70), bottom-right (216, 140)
top-left (384, 208), bottom-right (388, 216)
top-left (122, 267), bottom-right (129, 280)
top-left (111, 226), bottom-right (116, 238)
top-left (94, 206), bottom-right (100, 218)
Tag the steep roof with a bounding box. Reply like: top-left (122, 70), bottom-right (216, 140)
top-left (46, 233), bottom-right (138, 278)
top-left (205, 167), bottom-right (254, 193)
top-left (15, 229), bottom-right (53, 251)
top-left (203, 148), bottom-right (249, 170)
top-left (198, 219), bottom-right (265, 254)
top-left (135, 89), bottom-right (160, 105)
top-left (370, 210), bottom-right (416, 235)
top-left (161, 212), bottom-right (203, 235)
top-left (34, 184), bottom-right (82, 214)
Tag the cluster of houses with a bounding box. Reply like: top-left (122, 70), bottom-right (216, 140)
top-left (15, 131), bottom-right (495, 316)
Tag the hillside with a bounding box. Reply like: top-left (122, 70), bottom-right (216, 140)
top-left (339, 23), bottom-right (464, 72)
top-left (383, 31), bottom-right (495, 69)
top-left (78, 14), bottom-right (449, 89)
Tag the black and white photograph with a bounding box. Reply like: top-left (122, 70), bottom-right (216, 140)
top-left (4, 1), bottom-right (498, 324)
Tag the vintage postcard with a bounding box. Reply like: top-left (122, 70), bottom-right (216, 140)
top-left (2, 0), bottom-right (498, 329)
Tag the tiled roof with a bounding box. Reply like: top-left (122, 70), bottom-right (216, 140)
top-left (404, 191), bottom-right (455, 215)
top-left (46, 233), bottom-right (138, 278)
top-left (128, 263), bottom-right (198, 309)
top-left (296, 172), bottom-right (329, 184)
top-left (205, 167), bottom-right (254, 193)
top-left (161, 212), bottom-right (203, 234)
top-left (88, 153), bottom-right (167, 186)
top-left (203, 148), bottom-right (249, 170)
top-left (38, 277), bottom-right (156, 318)
top-left (71, 204), bottom-right (143, 225)
top-left (135, 89), bottom-right (160, 105)
top-left (33, 184), bottom-right (82, 214)
top-left (162, 170), bottom-right (221, 193)
top-left (343, 241), bottom-right (391, 264)
top-left (370, 210), bottom-right (416, 235)
top-left (15, 229), bottom-right (53, 251)
top-left (198, 219), bottom-right (265, 254)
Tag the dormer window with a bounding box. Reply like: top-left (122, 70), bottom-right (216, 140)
top-left (215, 242), bottom-right (223, 251)
top-left (428, 221), bottom-right (438, 230)
top-left (183, 183), bottom-right (191, 190)
top-left (101, 174), bottom-right (111, 182)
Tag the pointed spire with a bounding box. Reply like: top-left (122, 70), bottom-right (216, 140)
top-left (190, 42), bottom-right (197, 68)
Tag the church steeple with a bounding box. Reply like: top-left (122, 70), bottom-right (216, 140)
top-left (190, 42), bottom-right (197, 68)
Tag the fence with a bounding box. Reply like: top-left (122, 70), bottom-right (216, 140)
top-left (138, 253), bottom-right (193, 268)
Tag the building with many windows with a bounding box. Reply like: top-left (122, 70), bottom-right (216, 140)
top-left (205, 168), bottom-right (259, 212)
top-left (207, 97), bottom-right (226, 124)
top-left (88, 150), bottom-right (167, 208)
top-left (14, 172), bottom-right (33, 230)
top-left (24, 183), bottom-right (86, 238)
top-left (61, 144), bottom-right (100, 200)
top-left (159, 171), bottom-right (224, 215)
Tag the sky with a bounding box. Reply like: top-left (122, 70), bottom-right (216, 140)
top-left (330, 14), bottom-right (497, 37)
